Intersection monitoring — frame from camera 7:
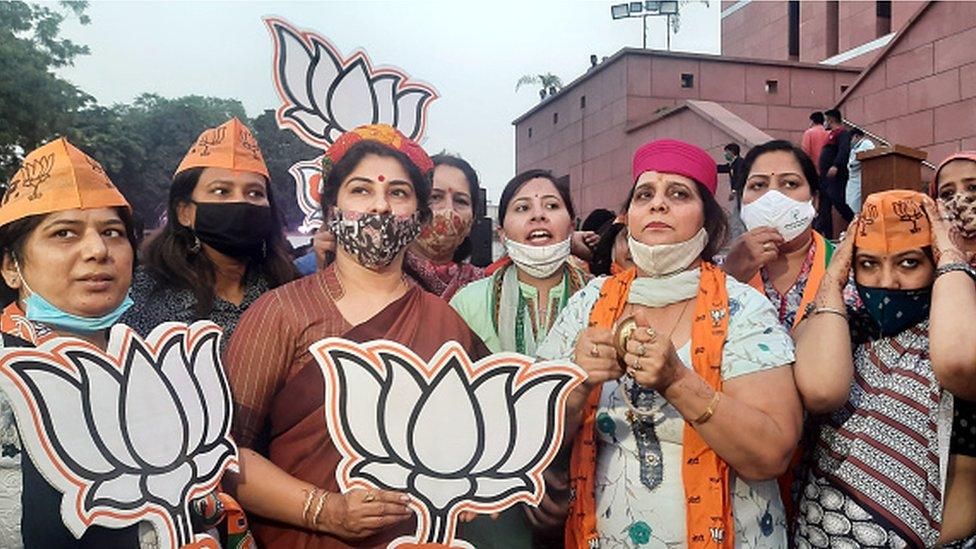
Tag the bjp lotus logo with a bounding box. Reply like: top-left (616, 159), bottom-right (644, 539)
top-left (312, 338), bottom-right (584, 548)
top-left (0, 322), bottom-right (237, 549)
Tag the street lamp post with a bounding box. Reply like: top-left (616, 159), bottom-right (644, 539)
top-left (611, 1), bottom-right (680, 51)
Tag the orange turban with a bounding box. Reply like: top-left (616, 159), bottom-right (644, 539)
top-left (0, 138), bottom-right (129, 228)
top-left (175, 117), bottom-right (269, 178)
top-left (854, 190), bottom-right (931, 254)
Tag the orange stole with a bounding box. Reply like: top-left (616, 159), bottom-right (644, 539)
top-left (566, 263), bottom-right (734, 548)
top-left (747, 231), bottom-right (831, 330)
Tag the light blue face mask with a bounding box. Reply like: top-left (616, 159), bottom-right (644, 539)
top-left (15, 259), bottom-right (132, 333)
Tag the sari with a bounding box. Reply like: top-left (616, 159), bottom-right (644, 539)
top-left (224, 265), bottom-right (489, 548)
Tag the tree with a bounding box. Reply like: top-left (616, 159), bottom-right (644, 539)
top-left (515, 73), bottom-right (564, 101)
top-left (251, 109), bottom-right (320, 230)
top-left (0, 1), bottom-right (93, 180)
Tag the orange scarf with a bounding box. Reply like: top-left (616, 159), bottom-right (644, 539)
top-left (747, 231), bottom-right (832, 330)
top-left (566, 263), bottom-right (733, 548)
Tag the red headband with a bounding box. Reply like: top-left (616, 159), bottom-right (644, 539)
top-left (632, 139), bottom-right (718, 195)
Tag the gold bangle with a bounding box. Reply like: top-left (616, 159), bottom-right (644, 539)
top-left (693, 392), bottom-right (721, 425)
top-left (310, 490), bottom-right (330, 529)
top-left (301, 488), bottom-right (318, 526)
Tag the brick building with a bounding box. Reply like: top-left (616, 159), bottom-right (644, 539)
top-left (513, 0), bottom-right (975, 218)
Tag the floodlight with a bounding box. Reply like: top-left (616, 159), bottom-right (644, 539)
top-left (629, 2), bottom-right (643, 13)
top-left (659, 0), bottom-right (679, 14)
top-left (611, 3), bottom-right (630, 19)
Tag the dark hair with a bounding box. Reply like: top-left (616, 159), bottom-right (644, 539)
top-left (581, 208), bottom-right (616, 233)
top-left (738, 140), bottom-right (820, 199)
top-left (724, 143), bottom-right (741, 156)
top-left (140, 167), bottom-right (297, 317)
top-left (321, 140), bottom-right (432, 223)
top-left (850, 127), bottom-right (865, 139)
top-left (431, 153), bottom-right (480, 262)
top-left (0, 207), bottom-right (139, 306)
top-left (623, 181), bottom-right (728, 262)
top-left (589, 222), bottom-right (626, 276)
top-left (810, 112), bottom-right (825, 124)
top-left (824, 109), bottom-right (842, 123)
top-left (498, 169), bottom-right (575, 227)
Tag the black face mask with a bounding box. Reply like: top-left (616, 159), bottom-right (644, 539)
top-left (192, 202), bottom-right (273, 259)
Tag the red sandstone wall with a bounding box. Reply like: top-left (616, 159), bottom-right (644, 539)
top-left (722, 2), bottom-right (790, 61)
top-left (838, 1), bottom-right (976, 171)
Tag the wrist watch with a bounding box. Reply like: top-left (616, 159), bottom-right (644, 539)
top-left (935, 262), bottom-right (976, 281)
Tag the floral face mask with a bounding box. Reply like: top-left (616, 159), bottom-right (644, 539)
top-left (414, 209), bottom-right (472, 260)
top-left (327, 209), bottom-right (422, 269)
top-left (945, 191), bottom-right (976, 238)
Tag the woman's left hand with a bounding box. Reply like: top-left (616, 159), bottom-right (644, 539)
top-left (923, 196), bottom-right (968, 265)
top-left (620, 315), bottom-right (684, 392)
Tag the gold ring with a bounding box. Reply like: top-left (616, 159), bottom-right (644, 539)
top-left (763, 242), bottom-right (775, 251)
top-left (636, 342), bottom-right (646, 356)
top-left (363, 491), bottom-right (376, 503)
top-left (645, 328), bottom-right (657, 342)
top-left (631, 357), bottom-right (643, 371)
top-left (590, 345), bottom-right (600, 357)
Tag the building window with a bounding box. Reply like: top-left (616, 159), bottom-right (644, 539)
top-left (765, 80), bottom-right (779, 93)
top-left (680, 73), bottom-right (694, 88)
top-left (528, 127), bottom-right (533, 138)
top-left (876, 1), bottom-right (891, 35)
top-left (580, 95), bottom-right (587, 109)
top-left (788, 0), bottom-right (799, 60)
top-left (840, 85), bottom-right (849, 93)
top-left (553, 112), bottom-right (559, 125)
top-left (826, 0), bottom-right (839, 57)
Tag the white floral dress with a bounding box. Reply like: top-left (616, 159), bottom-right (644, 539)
top-left (537, 275), bottom-right (796, 548)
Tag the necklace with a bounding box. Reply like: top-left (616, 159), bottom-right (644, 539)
top-left (618, 298), bottom-right (692, 424)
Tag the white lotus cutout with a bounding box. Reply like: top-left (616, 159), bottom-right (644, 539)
top-left (311, 338), bottom-right (584, 548)
top-left (265, 17), bottom-right (438, 148)
top-left (288, 155), bottom-right (326, 232)
top-left (0, 322), bottom-right (237, 549)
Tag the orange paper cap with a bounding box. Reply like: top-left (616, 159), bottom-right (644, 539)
top-left (175, 118), bottom-right (269, 179)
top-left (0, 138), bottom-right (129, 228)
top-left (854, 190), bottom-right (931, 255)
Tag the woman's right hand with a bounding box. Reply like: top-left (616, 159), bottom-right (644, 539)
top-left (321, 488), bottom-right (413, 540)
top-left (572, 326), bottom-right (623, 388)
top-left (823, 217), bottom-right (857, 285)
top-left (722, 227), bottom-right (784, 282)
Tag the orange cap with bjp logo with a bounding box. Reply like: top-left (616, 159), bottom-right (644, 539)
top-left (854, 190), bottom-right (931, 254)
top-left (0, 138), bottom-right (129, 228)
top-left (174, 117), bottom-right (269, 179)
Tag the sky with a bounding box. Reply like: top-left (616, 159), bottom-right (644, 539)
top-left (57, 1), bottom-right (720, 203)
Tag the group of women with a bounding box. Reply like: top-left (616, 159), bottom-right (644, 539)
top-left (0, 114), bottom-right (974, 549)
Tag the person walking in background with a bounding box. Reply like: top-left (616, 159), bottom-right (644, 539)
top-left (720, 142), bottom-right (746, 238)
top-left (846, 127), bottom-right (875, 214)
top-left (801, 112), bottom-right (829, 175)
top-left (815, 109), bottom-right (854, 238)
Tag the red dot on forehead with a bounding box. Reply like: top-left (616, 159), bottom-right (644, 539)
top-left (378, 175), bottom-right (386, 182)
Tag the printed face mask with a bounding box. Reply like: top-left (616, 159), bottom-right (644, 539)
top-left (327, 209), bottom-right (422, 269)
top-left (945, 191), bottom-right (976, 238)
top-left (193, 202), bottom-right (273, 259)
top-left (628, 227), bottom-right (708, 278)
top-left (414, 209), bottom-right (472, 260)
top-left (504, 237), bottom-right (571, 279)
top-left (856, 284), bottom-right (932, 337)
top-left (740, 190), bottom-right (816, 242)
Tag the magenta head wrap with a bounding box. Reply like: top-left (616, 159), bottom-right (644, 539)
top-left (631, 139), bottom-right (718, 195)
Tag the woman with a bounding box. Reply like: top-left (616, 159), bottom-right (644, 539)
top-left (221, 124), bottom-right (492, 548)
top-left (404, 153), bottom-right (484, 300)
top-left (537, 139), bottom-right (802, 548)
top-left (450, 169), bottom-right (588, 355)
top-left (589, 219), bottom-right (634, 276)
top-left (722, 140), bottom-right (831, 330)
top-left (931, 153), bottom-right (976, 545)
top-left (121, 118), bottom-right (297, 348)
top-left (793, 190), bottom-right (976, 547)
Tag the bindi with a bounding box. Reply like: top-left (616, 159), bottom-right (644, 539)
top-left (378, 175), bottom-right (386, 182)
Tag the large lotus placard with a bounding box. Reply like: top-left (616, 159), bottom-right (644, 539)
top-left (312, 338), bottom-right (584, 548)
top-left (0, 322), bottom-right (237, 549)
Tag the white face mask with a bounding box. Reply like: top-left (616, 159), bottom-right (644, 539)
top-left (504, 237), bottom-right (571, 279)
top-left (628, 228), bottom-right (708, 278)
top-left (740, 190), bottom-right (816, 242)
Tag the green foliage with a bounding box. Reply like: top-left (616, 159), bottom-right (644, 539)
top-left (515, 73), bottom-right (563, 93)
top-left (251, 109), bottom-right (319, 229)
top-left (0, 1), bottom-right (93, 180)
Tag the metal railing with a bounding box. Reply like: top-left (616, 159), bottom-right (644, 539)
top-left (843, 118), bottom-right (937, 170)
